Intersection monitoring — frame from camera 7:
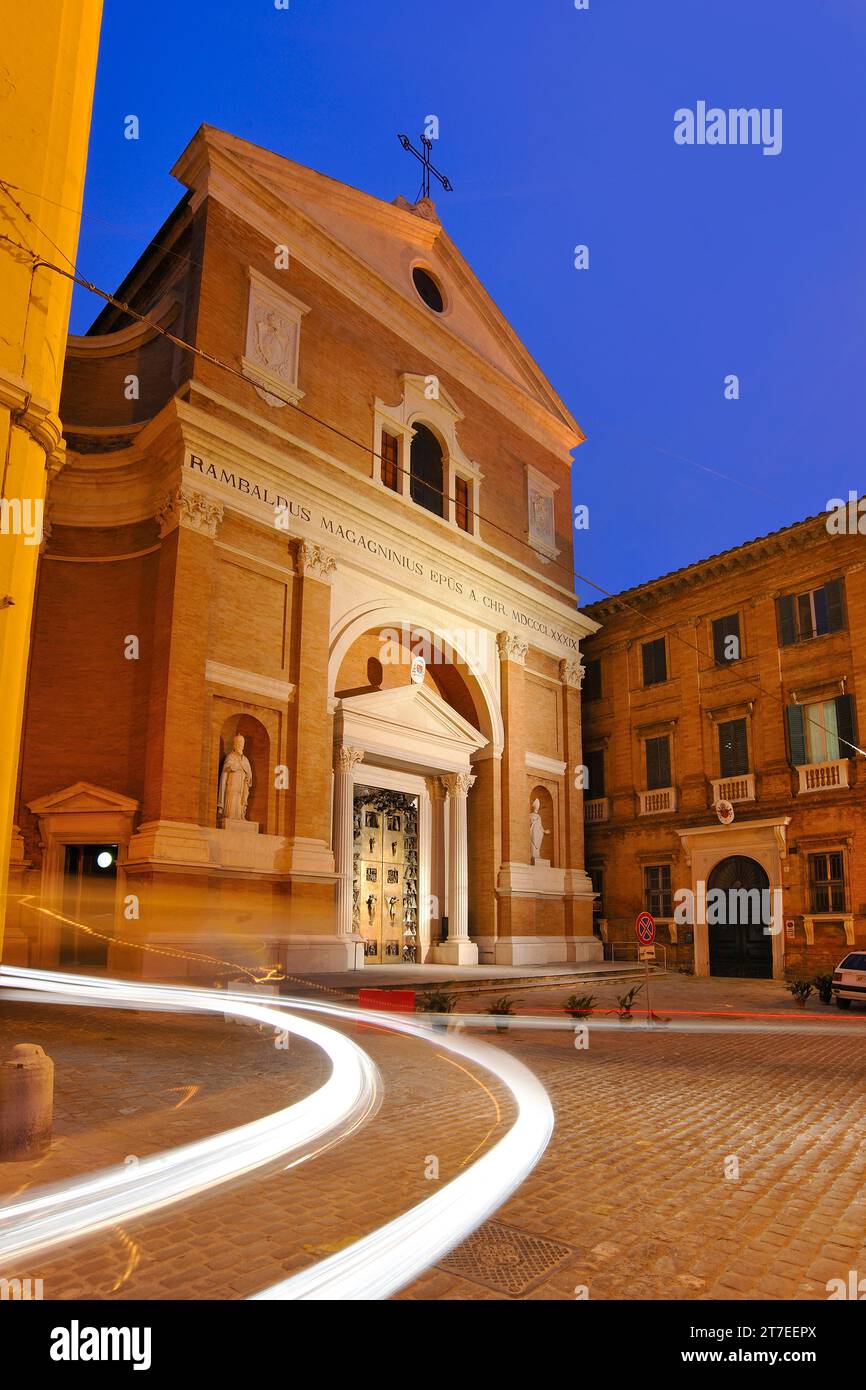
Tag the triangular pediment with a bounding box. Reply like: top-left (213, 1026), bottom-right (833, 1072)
top-left (336, 684), bottom-right (487, 773)
top-left (27, 782), bottom-right (140, 816)
top-left (172, 126), bottom-right (583, 452)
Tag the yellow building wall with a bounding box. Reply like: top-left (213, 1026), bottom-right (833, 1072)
top-left (0, 0), bottom-right (103, 954)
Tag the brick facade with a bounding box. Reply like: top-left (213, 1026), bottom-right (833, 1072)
top-left (582, 515), bottom-right (866, 979)
top-left (5, 127), bottom-right (599, 977)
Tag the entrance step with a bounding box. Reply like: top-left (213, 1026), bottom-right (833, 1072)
top-left (281, 959), bottom-right (664, 999)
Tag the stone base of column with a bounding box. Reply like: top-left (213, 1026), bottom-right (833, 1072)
top-left (431, 938), bottom-right (479, 966)
top-left (490, 935), bottom-right (603, 967)
top-left (282, 934), bottom-right (364, 973)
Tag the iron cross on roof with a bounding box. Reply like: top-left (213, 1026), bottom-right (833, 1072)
top-left (397, 132), bottom-right (454, 200)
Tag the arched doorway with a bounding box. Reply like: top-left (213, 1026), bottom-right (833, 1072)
top-left (707, 855), bottom-right (773, 978)
top-left (410, 423), bottom-right (444, 517)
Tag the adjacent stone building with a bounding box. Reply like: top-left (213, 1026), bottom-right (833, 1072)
top-left (581, 510), bottom-right (865, 978)
top-left (4, 126), bottom-right (600, 977)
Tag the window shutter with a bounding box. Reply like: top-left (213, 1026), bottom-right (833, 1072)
top-left (381, 432), bottom-right (399, 492)
top-left (713, 614), bottom-right (740, 664)
top-left (646, 735), bottom-right (671, 790)
top-left (825, 578), bottom-right (845, 633)
top-left (642, 638), bottom-right (667, 686)
top-left (777, 595), bottom-right (797, 646)
top-left (835, 693), bottom-right (856, 757)
top-left (785, 704), bottom-right (806, 766)
top-left (719, 718), bottom-right (748, 777)
top-left (454, 476), bottom-right (470, 532)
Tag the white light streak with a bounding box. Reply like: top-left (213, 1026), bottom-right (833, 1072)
top-left (0, 967), bottom-right (380, 1267)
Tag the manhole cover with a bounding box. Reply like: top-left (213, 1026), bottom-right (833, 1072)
top-left (437, 1220), bottom-right (575, 1296)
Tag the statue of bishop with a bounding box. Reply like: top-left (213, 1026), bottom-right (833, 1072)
top-left (218, 734), bottom-right (253, 822)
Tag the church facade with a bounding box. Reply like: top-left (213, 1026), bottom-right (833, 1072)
top-left (4, 126), bottom-right (601, 978)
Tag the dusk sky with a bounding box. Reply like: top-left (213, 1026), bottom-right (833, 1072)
top-left (69, 0), bottom-right (866, 599)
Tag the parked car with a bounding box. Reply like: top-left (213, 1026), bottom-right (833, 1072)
top-left (831, 952), bottom-right (866, 1009)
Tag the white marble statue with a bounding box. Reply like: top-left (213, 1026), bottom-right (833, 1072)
top-left (218, 734), bottom-right (253, 822)
top-left (529, 797), bottom-right (549, 862)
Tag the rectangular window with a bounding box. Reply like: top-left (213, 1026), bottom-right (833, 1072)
top-left (644, 864), bottom-right (672, 918)
top-left (642, 637), bottom-right (667, 686)
top-left (583, 658), bottom-right (602, 700)
top-left (454, 476), bottom-right (471, 532)
top-left (718, 718), bottom-right (749, 777)
top-left (584, 749), bottom-right (605, 799)
top-left (787, 694), bottom-right (855, 765)
top-left (712, 613), bottom-right (741, 664)
top-left (808, 852), bottom-right (846, 914)
top-left (645, 735), bottom-right (671, 791)
top-left (777, 578), bottom-right (845, 645)
top-left (381, 432), bottom-right (400, 492)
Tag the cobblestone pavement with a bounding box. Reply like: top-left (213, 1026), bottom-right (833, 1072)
top-left (2, 974), bottom-right (865, 1301)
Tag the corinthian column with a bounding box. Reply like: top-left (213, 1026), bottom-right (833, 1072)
top-left (334, 746), bottom-right (364, 939)
top-left (434, 772), bottom-right (478, 966)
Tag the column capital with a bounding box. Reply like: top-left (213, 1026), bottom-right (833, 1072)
top-left (497, 631), bottom-right (528, 665)
top-left (156, 486), bottom-right (223, 539)
top-left (559, 657), bottom-right (585, 689)
top-left (335, 745), bottom-right (365, 774)
top-left (296, 541), bottom-right (337, 584)
top-left (441, 772), bottom-right (476, 799)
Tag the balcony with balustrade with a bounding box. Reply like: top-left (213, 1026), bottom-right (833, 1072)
top-left (796, 759), bottom-right (850, 793)
top-left (710, 773), bottom-right (756, 805)
top-left (639, 787), bottom-right (677, 815)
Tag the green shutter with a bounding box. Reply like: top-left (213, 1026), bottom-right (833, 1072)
top-left (786, 704), bottom-right (806, 766)
top-left (777, 595), bottom-right (797, 646)
top-left (825, 578), bottom-right (845, 633)
top-left (835, 694), bottom-right (856, 757)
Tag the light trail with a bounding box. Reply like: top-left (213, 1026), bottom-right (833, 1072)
top-left (0, 966), bottom-right (558, 1301)
top-left (250, 996), bottom-right (555, 1301)
top-left (6, 966), bottom-right (847, 1302)
top-left (0, 966), bottom-right (381, 1267)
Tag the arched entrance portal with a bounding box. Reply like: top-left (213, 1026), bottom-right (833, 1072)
top-left (707, 855), bottom-right (773, 978)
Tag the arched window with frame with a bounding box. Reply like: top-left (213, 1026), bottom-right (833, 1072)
top-left (409, 423), bottom-right (444, 518)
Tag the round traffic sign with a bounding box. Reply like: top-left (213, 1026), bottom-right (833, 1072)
top-left (636, 911), bottom-right (656, 944)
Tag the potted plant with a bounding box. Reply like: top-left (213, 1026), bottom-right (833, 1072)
top-left (616, 984), bottom-right (643, 1021)
top-left (814, 974), bottom-right (834, 1006)
top-left (488, 995), bottom-right (517, 1032)
top-left (787, 979), bottom-right (814, 1008)
top-left (416, 990), bottom-right (458, 1031)
top-left (564, 993), bottom-right (596, 1020)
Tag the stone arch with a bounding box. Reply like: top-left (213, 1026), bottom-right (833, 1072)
top-left (329, 601), bottom-right (504, 755)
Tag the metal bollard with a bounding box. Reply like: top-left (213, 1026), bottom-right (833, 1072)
top-left (0, 1043), bottom-right (54, 1161)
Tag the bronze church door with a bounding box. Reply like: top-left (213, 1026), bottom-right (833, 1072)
top-left (353, 790), bottom-right (418, 964)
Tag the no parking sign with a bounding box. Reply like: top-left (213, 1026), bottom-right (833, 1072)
top-left (635, 911), bottom-right (656, 944)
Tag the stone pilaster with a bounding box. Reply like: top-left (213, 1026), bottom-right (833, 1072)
top-left (140, 486), bottom-right (224, 826)
top-left (334, 745), bottom-right (364, 937)
top-left (286, 541), bottom-right (337, 869)
top-left (497, 631), bottom-right (529, 861)
top-left (434, 771), bottom-right (478, 964)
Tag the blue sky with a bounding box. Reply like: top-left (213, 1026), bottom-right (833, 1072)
top-left (70, 0), bottom-right (866, 598)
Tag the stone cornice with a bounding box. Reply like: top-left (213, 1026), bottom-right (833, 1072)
top-left (587, 514), bottom-right (835, 621)
top-left (0, 368), bottom-right (65, 467)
